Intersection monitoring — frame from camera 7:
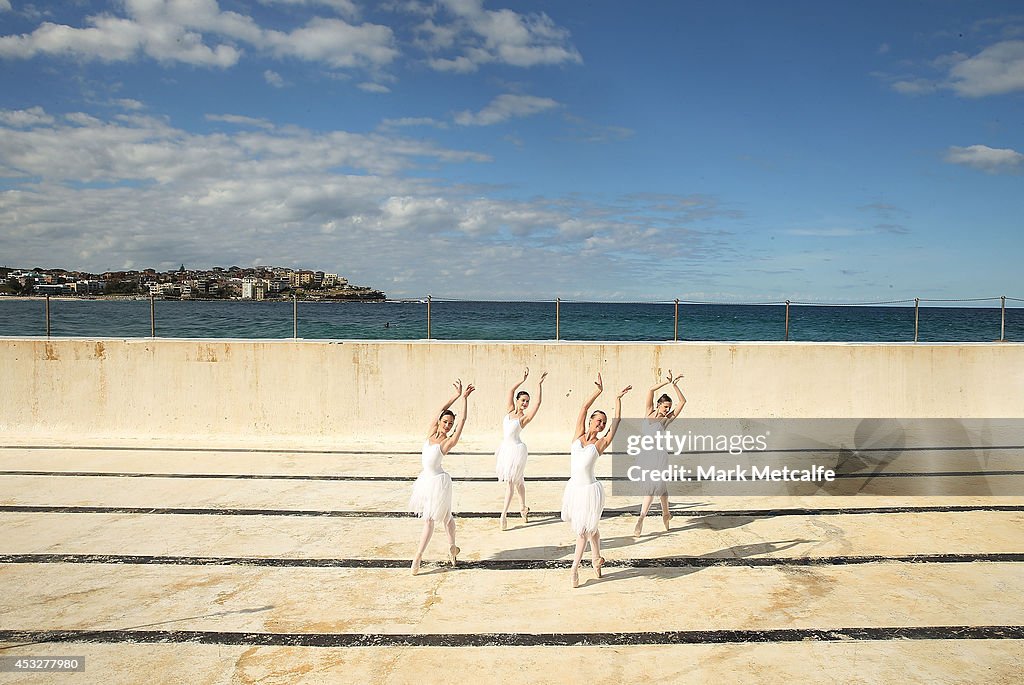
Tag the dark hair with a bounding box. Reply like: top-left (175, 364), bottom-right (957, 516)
top-left (590, 410), bottom-right (607, 422)
top-left (515, 391), bottom-right (530, 401)
top-left (657, 394), bottom-right (672, 405)
top-left (439, 410), bottom-right (456, 421)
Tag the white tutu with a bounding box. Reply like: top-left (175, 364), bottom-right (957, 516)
top-left (560, 480), bottom-right (605, 536)
top-left (635, 447), bottom-right (669, 496)
top-left (496, 441), bottom-right (529, 483)
top-left (636, 419), bottom-right (669, 496)
top-left (409, 472), bottom-right (453, 523)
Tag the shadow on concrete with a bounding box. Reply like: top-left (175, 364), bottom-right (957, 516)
top-left (592, 539), bottom-right (817, 586)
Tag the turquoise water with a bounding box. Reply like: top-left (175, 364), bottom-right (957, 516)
top-left (0, 299), bottom-right (1020, 342)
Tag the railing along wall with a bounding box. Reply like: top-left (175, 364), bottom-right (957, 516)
top-left (23, 294), bottom-right (1024, 342)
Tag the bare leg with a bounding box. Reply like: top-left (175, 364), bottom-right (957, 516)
top-left (412, 518), bottom-right (434, 574)
top-left (571, 533), bottom-right (587, 587)
top-left (445, 515), bottom-right (457, 546)
top-left (500, 481), bottom-right (514, 530)
top-left (660, 494), bottom-right (672, 530)
top-left (589, 530), bottom-right (604, 577)
top-left (635, 495), bottom-right (654, 536)
top-left (445, 515), bottom-right (459, 566)
top-left (516, 481), bottom-right (528, 521)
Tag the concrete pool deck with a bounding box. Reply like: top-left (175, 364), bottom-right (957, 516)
top-left (2, 338), bottom-right (1023, 682)
top-left (1, 444), bottom-right (1022, 684)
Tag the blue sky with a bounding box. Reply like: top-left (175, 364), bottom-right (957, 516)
top-left (1, 1), bottom-right (1021, 301)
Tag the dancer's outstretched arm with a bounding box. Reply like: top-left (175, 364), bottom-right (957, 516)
top-left (664, 373), bottom-right (686, 428)
top-left (428, 379), bottom-right (462, 436)
top-left (573, 373), bottom-right (603, 440)
top-left (506, 368), bottom-right (528, 413)
top-left (646, 375), bottom-right (671, 415)
top-left (598, 385), bottom-right (633, 453)
top-left (442, 384), bottom-right (475, 453)
top-left (521, 371), bottom-right (547, 427)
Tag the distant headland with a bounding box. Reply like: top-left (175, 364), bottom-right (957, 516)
top-left (0, 264), bottom-right (386, 302)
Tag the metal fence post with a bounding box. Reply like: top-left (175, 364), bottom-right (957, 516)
top-left (1001, 296), bottom-right (1006, 342)
top-left (674, 298), bottom-right (679, 342)
top-left (784, 300), bottom-right (790, 341)
top-left (555, 297), bottom-right (560, 341)
top-left (426, 295), bottom-right (432, 339)
top-left (914, 298), bottom-right (920, 342)
top-left (45, 294), bottom-right (51, 337)
top-left (150, 292), bottom-right (155, 337)
top-left (292, 293), bottom-right (297, 339)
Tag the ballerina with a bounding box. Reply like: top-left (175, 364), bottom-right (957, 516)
top-left (561, 373), bottom-right (632, 588)
top-left (496, 367), bottom-right (548, 530)
top-left (634, 370), bottom-right (686, 537)
top-left (410, 379), bottom-right (475, 575)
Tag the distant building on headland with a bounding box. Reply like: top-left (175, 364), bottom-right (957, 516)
top-left (0, 264), bottom-right (385, 301)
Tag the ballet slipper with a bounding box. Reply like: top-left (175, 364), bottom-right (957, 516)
top-left (448, 545), bottom-right (460, 566)
top-left (571, 569), bottom-right (579, 589)
top-left (663, 512), bottom-right (673, 531)
top-left (500, 516), bottom-right (507, 531)
top-left (411, 558), bottom-right (421, 576)
top-left (592, 556), bottom-right (605, 578)
top-left (634, 520), bottom-right (643, 538)
top-left (521, 507), bottom-right (530, 524)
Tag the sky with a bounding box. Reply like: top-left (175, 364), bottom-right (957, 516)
top-left (0, 0), bottom-right (1022, 301)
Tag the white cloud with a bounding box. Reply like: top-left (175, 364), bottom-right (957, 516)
top-left (948, 40), bottom-right (1024, 96)
top-left (264, 69), bottom-right (285, 87)
top-left (379, 116), bottom-right (448, 129)
top-left (206, 113), bottom-right (275, 129)
top-left (0, 106), bottom-right (55, 127)
top-left (414, 0), bottom-right (582, 73)
top-left (115, 98), bottom-right (146, 111)
top-left (0, 0), bottom-right (396, 70)
top-left (0, 6), bottom-right (241, 66)
top-left (0, 107), bottom-right (739, 298)
top-left (265, 17), bottom-right (398, 69)
top-left (945, 144), bottom-right (1024, 173)
top-left (258, 0), bottom-right (359, 19)
top-left (0, 0), bottom-right (12, 12)
top-left (454, 93), bottom-right (559, 126)
top-left (889, 39), bottom-right (1024, 98)
top-left (358, 82), bottom-right (391, 93)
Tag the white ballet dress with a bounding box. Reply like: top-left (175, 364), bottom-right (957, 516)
top-left (636, 418), bottom-right (669, 496)
top-left (560, 439), bottom-right (605, 536)
top-left (495, 414), bottom-right (529, 484)
top-left (409, 441), bottom-right (453, 523)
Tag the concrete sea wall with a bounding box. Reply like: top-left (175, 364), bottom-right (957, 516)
top-left (2, 338), bottom-right (1023, 449)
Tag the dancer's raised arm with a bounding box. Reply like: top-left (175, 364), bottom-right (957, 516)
top-left (645, 375), bottom-right (672, 416)
top-left (442, 384), bottom-right (475, 453)
top-left (521, 372), bottom-right (547, 427)
top-left (428, 379), bottom-right (462, 436)
top-left (664, 372), bottom-right (686, 427)
top-left (597, 385), bottom-right (633, 453)
top-left (506, 368), bottom-right (529, 413)
top-left (573, 373), bottom-right (604, 440)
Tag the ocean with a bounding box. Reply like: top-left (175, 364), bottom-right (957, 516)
top-left (0, 298), bottom-right (1020, 342)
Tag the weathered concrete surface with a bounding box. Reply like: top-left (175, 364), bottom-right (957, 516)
top-left (3, 338), bottom-right (1024, 449)
top-left (1, 445), bottom-right (1022, 683)
top-left (1, 642), bottom-right (1021, 685)
top-left (2, 336), bottom-right (1022, 682)
top-left (3, 562), bottom-right (1024, 633)
top-left (3, 510), bottom-right (1023, 561)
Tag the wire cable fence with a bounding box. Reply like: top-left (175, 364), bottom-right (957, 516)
top-left (9, 293), bottom-right (1022, 342)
